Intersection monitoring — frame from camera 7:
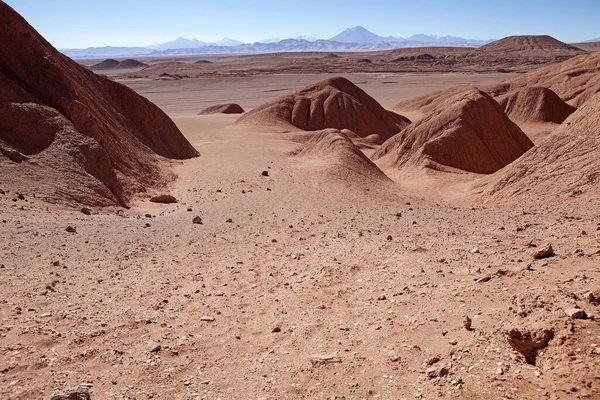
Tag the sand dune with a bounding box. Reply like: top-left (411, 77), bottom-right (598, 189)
top-left (374, 89), bottom-right (533, 174)
top-left (235, 77), bottom-right (410, 141)
top-left (198, 103), bottom-right (245, 115)
top-left (0, 2), bottom-right (198, 206)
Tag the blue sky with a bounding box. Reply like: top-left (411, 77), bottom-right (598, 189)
top-left (5, 0), bottom-right (600, 48)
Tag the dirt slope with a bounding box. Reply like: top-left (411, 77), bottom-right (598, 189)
top-left (483, 92), bottom-right (600, 202)
top-left (374, 89), bottom-right (533, 174)
top-left (0, 2), bottom-right (198, 206)
top-left (296, 129), bottom-right (390, 185)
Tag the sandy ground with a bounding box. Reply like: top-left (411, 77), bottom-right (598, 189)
top-left (121, 73), bottom-right (515, 117)
top-left (1, 73), bottom-right (600, 400)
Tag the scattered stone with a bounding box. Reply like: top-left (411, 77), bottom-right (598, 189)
top-left (261, 171), bottom-right (269, 177)
top-left (386, 235), bottom-right (393, 241)
top-left (448, 339), bottom-right (458, 345)
top-left (309, 354), bottom-right (342, 366)
top-left (150, 194), bottom-right (177, 204)
top-left (587, 290), bottom-right (600, 305)
top-left (0, 189), bottom-right (4, 195)
top-left (565, 308), bottom-right (588, 320)
top-left (148, 342), bottom-right (161, 353)
top-left (272, 326), bottom-right (281, 333)
top-left (45, 385), bottom-right (91, 400)
top-left (65, 226), bottom-right (76, 233)
top-left (423, 355), bottom-right (440, 366)
top-left (200, 316), bottom-right (215, 322)
top-left (496, 367), bottom-right (504, 375)
top-left (470, 247), bottom-right (480, 254)
top-left (193, 216), bottom-right (203, 225)
top-left (532, 244), bottom-right (554, 259)
top-left (463, 315), bottom-right (472, 330)
top-left (506, 323), bottom-right (554, 364)
top-left (145, 213), bottom-right (152, 218)
top-left (187, 207), bottom-right (193, 212)
top-left (80, 207), bottom-right (91, 215)
top-left (226, 218), bottom-right (233, 223)
top-left (116, 210), bottom-right (125, 217)
top-left (426, 365), bottom-right (449, 378)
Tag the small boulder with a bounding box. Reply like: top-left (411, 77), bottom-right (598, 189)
top-left (150, 194), bottom-right (177, 204)
top-left (45, 385), bottom-right (91, 400)
top-left (532, 244), bottom-right (554, 260)
top-left (65, 226), bottom-right (76, 233)
top-left (192, 216), bottom-right (203, 224)
top-left (261, 171), bottom-right (269, 177)
top-left (587, 290), bottom-right (600, 305)
top-left (80, 207), bottom-right (91, 215)
top-left (506, 323), bottom-right (554, 364)
top-left (463, 315), bottom-right (472, 330)
top-left (426, 365), bottom-right (449, 378)
top-left (565, 308), bottom-right (588, 320)
top-left (148, 342), bottom-right (162, 353)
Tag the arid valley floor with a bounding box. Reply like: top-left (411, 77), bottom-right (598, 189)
top-left (1, 8), bottom-right (600, 399)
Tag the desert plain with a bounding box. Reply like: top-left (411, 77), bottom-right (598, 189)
top-left (1, 5), bottom-right (600, 400)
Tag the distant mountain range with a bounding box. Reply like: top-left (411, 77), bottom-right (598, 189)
top-left (60, 26), bottom-right (498, 59)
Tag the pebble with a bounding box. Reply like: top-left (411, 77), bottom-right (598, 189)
top-left (80, 207), bottom-right (91, 215)
top-left (193, 216), bottom-right (203, 225)
top-left (532, 244), bottom-right (554, 259)
top-left (463, 315), bottom-right (472, 330)
top-left (200, 316), bottom-right (215, 322)
top-left (148, 342), bottom-right (162, 353)
top-left (448, 339), bottom-right (458, 345)
top-left (65, 226), bottom-right (76, 233)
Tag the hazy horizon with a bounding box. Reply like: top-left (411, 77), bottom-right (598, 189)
top-left (4, 0), bottom-right (600, 48)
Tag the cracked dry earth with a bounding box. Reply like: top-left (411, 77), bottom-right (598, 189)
top-left (2, 86), bottom-right (600, 400)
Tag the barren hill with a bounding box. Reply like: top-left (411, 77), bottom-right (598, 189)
top-left (91, 58), bottom-right (148, 71)
top-left (483, 92), bottom-right (600, 202)
top-left (492, 51), bottom-right (600, 107)
top-left (393, 51), bottom-right (600, 117)
top-left (479, 35), bottom-right (585, 56)
top-left (234, 77), bottom-right (410, 142)
top-left (0, 2), bottom-right (198, 206)
top-left (499, 86), bottom-right (576, 123)
top-left (374, 89), bottom-right (533, 174)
